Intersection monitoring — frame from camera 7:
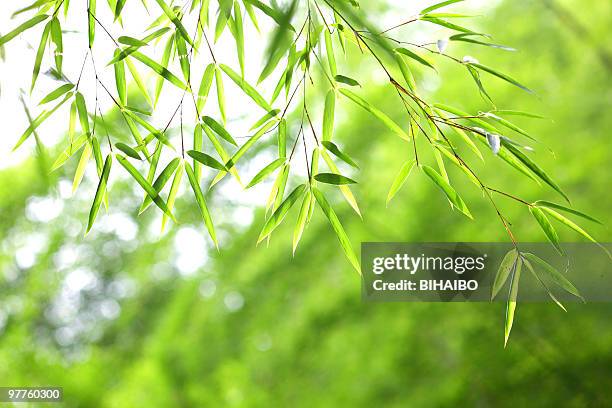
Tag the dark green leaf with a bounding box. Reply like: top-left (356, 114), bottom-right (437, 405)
top-left (115, 143), bottom-right (141, 160)
top-left (395, 47), bottom-right (435, 70)
top-left (529, 207), bottom-right (563, 254)
top-left (187, 150), bottom-right (227, 171)
top-left (314, 173), bottom-right (357, 185)
top-left (86, 154), bottom-right (112, 233)
top-left (422, 165), bottom-right (472, 219)
top-left (202, 116), bottom-right (237, 146)
top-left (334, 74), bottom-right (360, 87)
top-left (322, 141), bottom-right (359, 169)
top-left (258, 184), bottom-right (307, 243)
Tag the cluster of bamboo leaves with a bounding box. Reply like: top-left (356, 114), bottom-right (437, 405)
top-left (2, 0), bottom-right (608, 342)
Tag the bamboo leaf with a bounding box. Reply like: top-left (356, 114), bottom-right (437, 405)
top-left (115, 143), bottom-right (142, 160)
top-left (293, 190), bottom-right (311, 254)
top-left (534, 201), bottom-right (601, 224)
top-left (226, 120), bottom-right (276, 170)
top-left (154, 34), bottom-right (174, 105)
top-left (196, 63), bottom-right (215, 113)
top-left (469, 62), bottom-right (533, 94)
top-left (334, 74), bottom-right (360, 87)
top-left (187, 150), bottom-right (227, 171)
top-left (246, 158), bottom-right (286, 189)
top-left (420, 0), bottom-right (464, 14)
top-left (39, 83), bottom-right (74, 105)
top-left (522, 258), bottom-right (567, 312)
top-left (320, 150), bottom-right (361, 217)
top-left (152, 0), bottom-right (194, 46)
top-left (521, 253), bottom-right (583, 301)
top-left (422, 165), bottom-right (472, 219)
top-left (14, 94), bottom-right (71, 151)
top-left (72, 143), bottom-right (92, 193)
top-left (140, 158), bottom-right (180, 213)
top-left (161, 161), bottom-right (184, 232)
top-left (491, 249), bottom-right (518, 300)
top-left (258, 184), bottom-right (307, 243)
top-left (107, 27), bottom-right (170, 65)
top-left (0, 14), bottom-right (49, 47)
top-left (88, 0), bottom-right (96, 48)
top-left (395, 47), bottom-right (435, 70)
top-left (322, 141), bottom-right (359, 169)
top-left (529, 207), bottom-right (563, 255)
top-left (115, 0), bottom-right (128, 20)
top-left (233, 1), bottom-right (245, 76)
top-left (322, 90), bottom-right (336, 142)
top-left (339, 89), bottom-right (409, 141)
top-left (49, 17), bottom-right (63, 74)
top-left (395, 54), bottom-right (416, 91)
top-left (184, 162), bottom-right (218, 247)
top-left (75, 92), bottom-right (91, 135)
top-left (125, 57), bottom-right (153, 107)
top-left (86, 154), bottom-right (112, 233)
top-left (116, 154), bottom-right (176, 220)
top-left (118, 36), bottom-right (148, 47)
top-left (504, 256), bottom-right (522, 347)
top-left (386, 160), bottom-right (416, 206)
top-left (325, 29), bottom-right (337, 77)
top-left (114, 50), bottom-right (127, 105)
top-left (31, 22), bottom-right (51, 92)
top-left (219, 64), bottom-right (272, 111)
top-left (215, 65), bottom-right (226, 124)
top-left (202, 116), bottom-right (237, 146)
top-left (175, 32), bottom-right (190, 81)
top-left (314, 173), bottom-right (357, 185)
top-left (420, 16), bottom-right (478, 34)
top-left (312, 187), bottom-right (360, 274)
top-left (250, 109), bottom-right (280, 131)
top-left (132, 51), bottom-right (187, 90)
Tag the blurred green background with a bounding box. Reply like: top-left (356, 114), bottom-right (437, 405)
top-left (1, 0), bottom-right (611, 406)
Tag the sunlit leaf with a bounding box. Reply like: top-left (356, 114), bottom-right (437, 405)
top-left (185, 162), bottom-right (218, 247)
top-left (118, 36), bottom-right (148, 47)
top-left (152, 0), bottom-right (194, 46)
top-left (325, 29), bottom-right (337, 77)
top-left (422, 165), bottom-right (472, 219)
top-left (312, 187), bottom-right (360, 274)
top-left (39, 83), bottom-right (74, 105)
top-left (504, 256), bottom-right (521, 347)
top-left (322, 141), bottom-right (358, 169)
top-left (49, 17), bottom-right (63, 74)
top-left (31, 21), bottom-right (51, 92)
top-left (202, 116), bottom-right (237, 146)
top-left (215, 65), bottom-right (226, 124)
top-left (334, 75), bottom-right (360, 87)
top-left (88, 0), bottom-right (96, 48)
top-left (529, 207), bottom-right (562, 254)
top-left (161, 161), bottom-right (183, 232)
top-left (491, 249), bottom-right (518, 300)
top-left (534, 201), bottom-right (601, 224)
top-left (86, 154), bottom-right (112, 233)
top-left (115, 142), bottom-right (141, 160)
top-left (187, 150), bottom-right (227, 171)
top-left (293, 189), bottom-right (311, 254)
top-left (72, 143), bottom-right (92, 193)
top-left (114, 50), bottom-right (127, 105)
top-left (420, 0), bottom-right (464, 14)
top-left (154, 34), bottom-right (174, 106)
top-left (140, 158), bottom-right (180, 213)
top-left (246, 158), bottom-right (286, 188)
top-left (196, 63), bottom-right (215, 113)
top-left (395, 47), bottom-right (435, 70)
top-left (386, 160), bottom-right (416, 206)
top-left (0, 14), bottom-right (49, 47)
top-left (469, 62), bottom-right (533, 94)
top-left (220, 64), bottom-right (272, 111)
top-left (258, 184), bottom-right (307, 243)
top-left (132, 51), bottom-right (187, 90)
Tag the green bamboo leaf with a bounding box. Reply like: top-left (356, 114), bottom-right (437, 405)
top-left (88, 0), bottom-right (96, 48)
top-left (334, 74), bottom-right (360, 87)
top-left (14, 93), bottom-right (71, 151)
top-left (140, 158), bottom-right (180, 213)
top-left (132, 51), bottom-right (187, 90)
top-left (420, 0), bottom-right (464, 14)
top-left (115, 143), bottom-right (141, 160)
top-left (107, 27), bottom-right (171, 65)
top-left (339, 89), bottom-right (409, 141)
top-left (521, 253), bottom-right (583, 301)
top-left (522, 257), bottom-right (567, 312)
top-left (116, 154), bottom-right (176, 220)
top-left (202, 125), bottom-right (242, 186)
top-left (529, 207), bottom-right (563, 255)
top-left (75, 92), bottom-right (90, 135)
top-left (325, 29), bottom-right (337, 77)
top-left (492, 110), bottom-right (545, 119)
top-left (51, 135), bottom-right (87, 172)
top-left (187, 150), bottom-right (227, 171)
top-left (320, 150), bottom-right (361, 217)
top-left (0, 14), bottom-right (49, 47)
top-left (114, 50), bottom-right (127, 105)
top-left (312, 187), bottom-right (360, 274)
top-left (449, 35), bottom-right (515, 51)
top-left (118, 36), bottom-right (148, 47)
top-left (386, 160), bottom-right (416, 206)
top-left (196, 63), bottom-right (215, 113)
top-left (322, 141), bottom-right (359, 169)
top-left (503, 141), bottom-right (568, 202)
top-left (491, 249), bottom-right (518, 300)
top-left (250, 109), bottom-right (280, 131)
top-left (219, 64), bottom-right (272, 111)
top-left (258, 184), bottom-right (307, 243)
top-left (123, 110), bottom-right (173, 148)
top-left (115, 0), bottom-right (128, 20)
top-left (244, 1), bottom-right (259, 31)
top-left (466, 64), bottom-right (492, 103)
top-left (161, 161), bottom-right (183, 232)
top-left (215, 65), bottom-right (226, 124)
top-left (395, 47), bottom-right (435, 70)
top-left (141, 141), bottom-right (162, 208)
top-left (125, 57), bottom-right (153, 107)
top-left (245, 158), bottom-right (286, 188)
top-left (175, 31), bottom-right (190, 81)
top-left (271, 163), bottom-right (289, 212)
top-left (86, 154), bottom-right (112, 233)
top-left (39, 83), bottom-right (74, 105)
top-left (31, 22), bottom-right (51, 92)
top-left (322, 90), bottom-right (336, 142)
top-left (233, 1), bottom-right (245, 76)
top-left (504, 256), bottom-right (522, 347)
top-left (226, 120), bottom-right (276, 170)
top-left (152, 0), bottom-right (194, 46)
top-left (185, 162), bottom-right (218, 247)
top-left (72, 143), bottom-right (92, 193)
top-left (469, 62), bottom-right (533, 94)
top-left (202, 116), bottom-right (237, 146)
top-left (154, 34), bottom-right (174, 106)
top-left (534, 201), bottom-right (601, 224)
top-left (422, 165), bottom-right (472, 219)
top-left (49, 17), bottom-right (63, 74)
top-left (483, 112), bottom-right (534, 142)
top-left (420, 16), bottom-right (478, 34)
top-left (278, 118), bottom-right (287, 158)
top-left (395, 54), bottom-right (416, 91)
top-left (314, 173), bottom-right (357, 185)
top-left (539, 207), bottom-right (611, 258)
top-left (292, 189), bottom-right (311, 255)
top-left (193, 124), bottom-right (203, 180)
